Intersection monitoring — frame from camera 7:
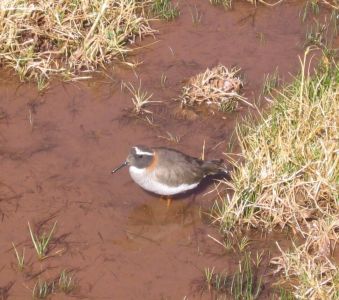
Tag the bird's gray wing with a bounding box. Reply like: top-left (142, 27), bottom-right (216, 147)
top-left (154, 148), bottom-right (205, 186)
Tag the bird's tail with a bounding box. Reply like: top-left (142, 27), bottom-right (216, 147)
top-left (202, 159), bottom-right (228, 175)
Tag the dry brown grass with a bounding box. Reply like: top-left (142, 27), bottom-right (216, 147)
top-left (272, 238), bottom-right (339, 299)
top-left (214, 53), bottom-right (338, 235)
top-left (320, 0), bottom-right (339, 10)
top-left (122, 80), bottom-right (157, 114)
top-left (213, 49), bottom-right (339, 298)
top-left (179, 65), bottom-right (249, 113)
top-left (0, 0), bottom-right (155, 88)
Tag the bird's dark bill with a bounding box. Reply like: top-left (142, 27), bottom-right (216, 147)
top-left (112, 161), bottom-right (128, 173)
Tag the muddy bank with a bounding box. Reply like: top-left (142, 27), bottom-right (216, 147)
top-left (0, 0), bottom-right (316, 298)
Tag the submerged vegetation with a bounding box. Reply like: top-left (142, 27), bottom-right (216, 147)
top-left (209, 0), bottom-right (233, 9)
top-left (151, 0), bottom-right (179, 21)
top-left (33, 279), bottom-right (55, 299)
top-left (11, 222), bottom-right (77, 298)
top-left (209, 0), bottom-right (287, 10)
top-left (32, 270), bottom-right (77, 299)
top-left (213, 49), bottom-right (339, 298)
top-left (58, 269), bottom-right (77, 294)
top-left (204, 251), bottom-right (263, 299)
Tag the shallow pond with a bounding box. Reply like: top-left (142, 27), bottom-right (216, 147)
top-left (0, 0), bottom-right (330, 298)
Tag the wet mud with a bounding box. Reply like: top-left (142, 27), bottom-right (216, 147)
top-left (0, 0), bottom-right (330, 299)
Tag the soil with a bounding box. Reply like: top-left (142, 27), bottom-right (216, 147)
top-left (0, 0), bottom-right (333, 299)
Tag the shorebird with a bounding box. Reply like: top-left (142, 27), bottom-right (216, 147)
top-left (112, 145), bottom-right (227, 205)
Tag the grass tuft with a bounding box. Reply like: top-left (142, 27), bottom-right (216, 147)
top-left (122, 81), bottom-right (157, 114)
top-left (151, 0), bottom-right (179, 21)
top-left (12, 242), bottom-right (25, 271)
top-left (209, 0), bottom-right (233, 9)
top-left (203, 252), bottom-right (262, 299)
top-left (33, 279), bottom-right (55, 299)
top-left (262, 69), bottom-right (280, 96)
top-left (231, 252), bottom-right (262, 300)
top-left (180, 65), bottom-right (249, 113)
top-left (157, 131), bottom-right (181, 143)
top-left (204, 267), bottom-right (216, 291)
top-left (58, 269), bottom-right (76, 294)
top-left (189, 5), bottom-right (203, 25)
top-left (300, 0), bottom-right (320, 22)
top-left (210, 0), bottom-right (284, 9)
top-left (28, 221), bottom-right (57, 260)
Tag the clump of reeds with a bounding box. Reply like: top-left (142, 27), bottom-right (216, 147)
top-left (213, 49), bottom-right (339, 298)
top-left (0, 0), bottom-right (155, 88)
top-left (180, 65), bottom-right (247, 113)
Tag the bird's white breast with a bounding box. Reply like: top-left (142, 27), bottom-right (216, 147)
top-left (129, 166), bottom-right (198, 196)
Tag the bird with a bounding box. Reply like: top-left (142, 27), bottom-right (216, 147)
top-left (112, 145), bottom-right (227, 204)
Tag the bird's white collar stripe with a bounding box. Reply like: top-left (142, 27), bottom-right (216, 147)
top-left (134, 147), bottom-right (153, 156)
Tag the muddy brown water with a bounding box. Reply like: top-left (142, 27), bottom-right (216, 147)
top-left (0, 1), bottom-right (329, 299)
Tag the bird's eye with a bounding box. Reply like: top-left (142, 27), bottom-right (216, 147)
top-left (137, 155), bottom-right (143, 159)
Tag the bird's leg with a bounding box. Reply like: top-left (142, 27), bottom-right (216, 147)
top-left (160, 195), bottom-right (172, 207)
top-left (166, 196), bottom-right (172, 208)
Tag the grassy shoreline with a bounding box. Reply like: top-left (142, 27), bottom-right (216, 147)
top-left (0, 0), bottom-right (156, 89)
top-left (214, 49), bottom-right (339, 298)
